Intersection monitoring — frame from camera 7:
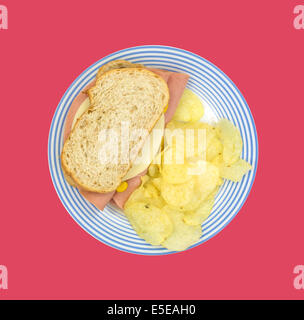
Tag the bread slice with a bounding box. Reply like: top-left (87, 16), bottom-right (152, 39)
top-left (96, 59), bottom-right (143, 80)
top-left (62, 68), bottom-right (169, 193)
top-left (64, 60), bottom-right (142, 188)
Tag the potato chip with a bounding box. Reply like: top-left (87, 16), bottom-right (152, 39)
top-left (126, 176), bottom-right (149, 204)
top-left (144, 183), bottom-right (160, 199)
top-left (217, 177), bottom-right (224, 186)
top-left (161, 206), bottom-right (202, 251)
top-left (161, 178), bottom-right (195, 208)
top-left (220, 159), bottom-right (252, 182)
top-left (178, 189), bottom-right (203, 211)
top-left (165, 120), bottom-right (180, 130)
top-left (163, 131), bottom-right (185, 163)
top-left (124, 202), bottom-right (173, 245)
top-left (206, 137), bottom-right (223, 162)
top-left (191, 123), bottom-right (219, 161)
top-left (217, 119), bottom-right (242, 165)
top-left (195, 161), bottom-right (220, 200)
top-left (162, 163), bottom-right (191, 184)
top-left (129, 180), bottom-right (164, 209)
top-left (211, 154), bottom-right (224, 167)
top-left (151, 177), bottom-right (162, 191)
top-left (172, 89), bottom-right (204, 122)
top-left (183, 197), bottom-right (215, 226)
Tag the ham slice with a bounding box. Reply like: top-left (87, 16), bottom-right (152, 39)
top-left (79, 189), bottom-right (115, 211)
top-left (63, 68), bottom-right (189, 211)
top-left (149, 69), bottom-right (189, 123)
top-left (165, 73), bottom-right (190, 123)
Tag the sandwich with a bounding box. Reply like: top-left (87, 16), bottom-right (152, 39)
top-left (61, 60), bottom-right (189, 210)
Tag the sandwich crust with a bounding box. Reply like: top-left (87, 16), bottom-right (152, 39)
top-left (96, 59), bottom-right (143, 80)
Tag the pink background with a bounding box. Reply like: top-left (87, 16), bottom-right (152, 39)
top-left (0, 0), bottom-right (303, 299)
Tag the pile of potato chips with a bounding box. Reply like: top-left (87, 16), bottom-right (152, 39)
top-left (125, 89), bottom-right (252, 251)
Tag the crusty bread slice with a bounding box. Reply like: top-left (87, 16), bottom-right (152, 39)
top-left (64, 60), bottom-right (143, 188)
top-left (96, 59), bottom-right (143, 80)
top-left (62, 68), bottom-right (169, 193)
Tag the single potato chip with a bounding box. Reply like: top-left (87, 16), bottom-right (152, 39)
top-left (161, 178), bottom-right (195, 208)
top-left (178, 188), bottom-right (203, 211)
top-left (194, 161), bottom-right (220, 200)
top-left (217, 119), bottom-right (242, 165)
top-left (126, 176), bottom-right (149, 205)
top-left (189, 123), bottom-right (219, 161)
top-left (172, 88), bottom-right (204, 122)
top-left (220, 159), bottom-right (252, 182)
top-left (162, 206), bottom-right (202, 251)
top-left (144, 183), bottom-right (160, 199)
top-left (183, 197), bottom-right (215, 226)
top-left (124, 202), bottom-right (173, 246)
top-left (206, 137), bottom-right (223, 162)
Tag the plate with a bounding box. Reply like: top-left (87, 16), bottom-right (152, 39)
top-left (48, 45), bottom-right (258, 255)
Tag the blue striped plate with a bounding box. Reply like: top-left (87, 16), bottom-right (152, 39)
top-left (48, 45), bottom-right (258, 255)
